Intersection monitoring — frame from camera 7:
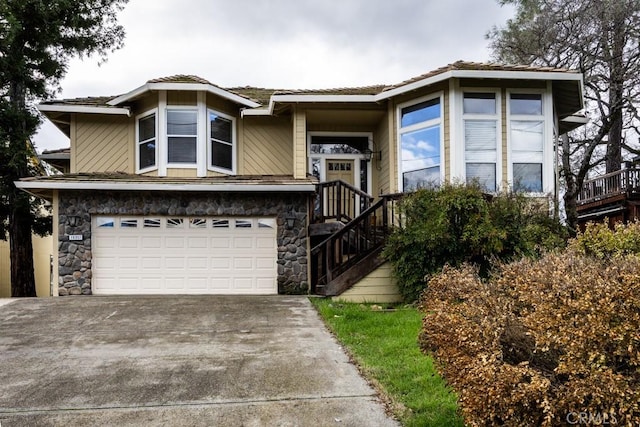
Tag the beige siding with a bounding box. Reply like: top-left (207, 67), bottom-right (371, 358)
top-left (243, 116), bottom-right (293, 175)
top-left (75, 115), bottom-right (132, 173)
top-left (293, 108), bottom-right (307, 179)
top-left (0, 234), bottom-right (53, 298)
top-left (333, 262), bottom-right (402, 303)
top-left (375, 103), bottom-right (391, 195)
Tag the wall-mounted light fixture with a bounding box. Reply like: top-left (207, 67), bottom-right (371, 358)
top-left (66, 215), bottom-right (81, 227)
top-left (285, 215), bottom-right (296, 230)
top-left (362, 148), bottom-right (382, 162)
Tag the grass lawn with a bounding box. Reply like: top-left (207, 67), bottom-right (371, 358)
top-left (310, 298), bottom-right (463, 427)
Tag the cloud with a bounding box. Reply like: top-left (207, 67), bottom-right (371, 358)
top-left (33, 0), bottom-right (515, 151)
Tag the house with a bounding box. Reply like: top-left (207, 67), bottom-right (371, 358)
top-left (16, 61), bottom-right (585, 300)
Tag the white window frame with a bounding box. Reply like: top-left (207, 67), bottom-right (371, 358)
top-left (506, 89), bottom-right (551, 195)
top-left (460, 89), bottom-right (502, 192)
top-left (396, 92), bottom-right (444, 192)
top-left (166, 106), bottom-right (199, 168)
top-left (135, 108), bottom-right (158, 174)
top-left (208, 109), bottom-right (237, 175)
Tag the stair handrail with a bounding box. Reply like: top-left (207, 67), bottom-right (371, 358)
top-left (313, 180), bottom-right (375, 223)
top-left (311, 193), bottom-right (403, 291)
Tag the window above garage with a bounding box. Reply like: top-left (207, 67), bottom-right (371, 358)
top-left (135, 92), bottom-right (236, 176)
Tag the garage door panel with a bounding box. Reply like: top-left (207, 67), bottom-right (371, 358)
top-left (93, 216), bottom-right (277, 295)
top-left (233, 258), bottom-right (253, 269)
top-left (211, 237), bottom-right (231, 249)
top-left (187, 257), bottom-right (208, 269)
top-left (165, 237), bottom-right (185, 249)
top-left (233, 237), bottom-right (254, 249)
top-left (256, 237), bottom-right (276, 249)
top-left (165, 257), bottom-right (186, 269)
top-left (210, 257), bottom-right (231, 269)
top-left (118, 237), bottom-right (139, 249)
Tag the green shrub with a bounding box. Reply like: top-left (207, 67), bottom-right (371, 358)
top-left (419, 252), bottom-right (640, 426)
top-left (570, 220), bottom-right (640, 258)
top-left (382, 183), bottom-right (566, 302)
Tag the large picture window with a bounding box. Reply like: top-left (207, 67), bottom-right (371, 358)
top-left (399, 96), bottom-right (442, 191)
top-left (509, 93), bottom-right (544, 192)
top-left (136, 111), bottom-right (157, 172)
top-left (463, 92), bottom-right (498, 192)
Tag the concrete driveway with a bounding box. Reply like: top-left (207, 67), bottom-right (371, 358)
top-left (0, 296), bottom-right (398, 426)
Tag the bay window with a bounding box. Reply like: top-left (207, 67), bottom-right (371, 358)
top-left (135, 97), bottom-right (236, 175)
top-left (398, 95), bottom-right (442, 191)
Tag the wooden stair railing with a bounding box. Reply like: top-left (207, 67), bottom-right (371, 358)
top-left (313, 180), bottom-right (374, 224)
top-left (311, 193), bottom-right (403, 296)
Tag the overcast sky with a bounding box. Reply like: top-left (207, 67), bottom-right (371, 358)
top-left (34, 0), bottom-right (515, 152)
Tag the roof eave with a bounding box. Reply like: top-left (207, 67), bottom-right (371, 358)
top-left (37, 104), bottom-right (131, 116)
top-left (376, 69), bottom-right (584, 101)
top-left (15, 180), bottom-right (317, 193)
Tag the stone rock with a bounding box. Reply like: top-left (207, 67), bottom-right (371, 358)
top-left (68, 287), bottom-right (82, 295)
top-left (58, 287), bottom-right (69, 296)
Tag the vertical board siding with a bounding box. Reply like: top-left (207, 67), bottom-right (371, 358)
top-left (243, 117), bottom-right (293, 175)
top-left (75, 115), bottom-right (131, 173)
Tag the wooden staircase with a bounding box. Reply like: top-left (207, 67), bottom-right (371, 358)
top-left (309, 180), bottom-right (402, 296)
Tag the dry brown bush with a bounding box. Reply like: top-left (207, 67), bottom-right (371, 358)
top-left (419, 253), bottom-right (640, 426)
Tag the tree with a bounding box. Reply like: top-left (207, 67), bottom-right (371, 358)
top-left (487, 0), bottom-right (640, 232)
top-left (0, 0), bottom-right (128, 296)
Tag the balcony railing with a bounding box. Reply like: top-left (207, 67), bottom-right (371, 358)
top-left (578, 168), bottom-right (640, 205)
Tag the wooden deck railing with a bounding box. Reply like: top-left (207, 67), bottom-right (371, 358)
top-left (313, 180), bottom-right (374, 223)
top-left (310, 193), bottom-right (403, 293)
top-left (578, 168), bottom-right (640, 205)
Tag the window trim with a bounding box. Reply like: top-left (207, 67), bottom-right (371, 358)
top-left (396, 92), bottom-right (444, 192)
top-left (135, 108), bottom-right (158, 174)
top-left (506, 89), bottom-right (549, 195)
top-left (460, 89), bottom-right (502, 192)
top-left (208, 108), bottom-right (237, 175)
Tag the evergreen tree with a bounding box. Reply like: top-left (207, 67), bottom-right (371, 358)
top-left (0, 0), bottom-right (128, 296)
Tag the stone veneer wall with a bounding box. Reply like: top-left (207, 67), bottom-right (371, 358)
top-left (58, 190), bottom-right (310, 296)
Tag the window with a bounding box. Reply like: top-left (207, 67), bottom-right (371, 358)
top-left (167, 109), bottom-right (197, 164)
top-left (509, 93), bottom-right (544, 192)
top-left (463, 92), bottom-right (499, 192)
top-left (399, 96), bottom-right (442, 191)
top-left (135, 96), bottom-right (236, 176)
top-left (137, 112), bottom-right (157, 172)
top-left (209, 112), bottom-right (233, 172)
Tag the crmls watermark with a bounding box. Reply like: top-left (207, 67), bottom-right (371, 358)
top-left (566, 411), bottom-right (618, 425)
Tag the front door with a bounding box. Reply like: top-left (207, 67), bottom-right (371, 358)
top-left (326, 160), bottom-right (355, 186)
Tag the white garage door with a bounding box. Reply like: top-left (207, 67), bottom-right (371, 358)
top-left (92, 216), bottom-right (277, 295)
